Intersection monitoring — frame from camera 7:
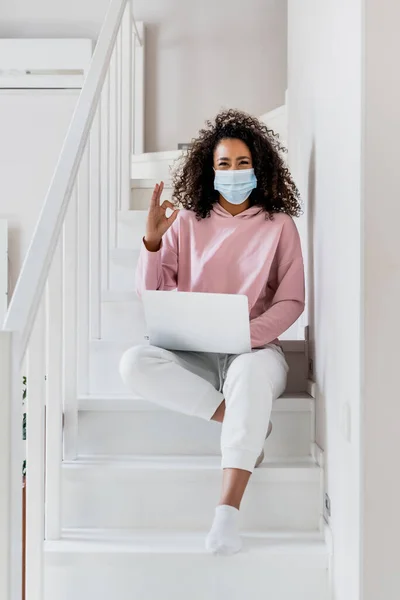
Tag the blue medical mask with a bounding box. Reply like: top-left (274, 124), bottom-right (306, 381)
top-left (213, 168), bottom-right (257, 205)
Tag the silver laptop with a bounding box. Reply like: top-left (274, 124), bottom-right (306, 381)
top-left (142, 291), bottom-right (251, 354)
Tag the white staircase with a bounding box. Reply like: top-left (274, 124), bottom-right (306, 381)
top-left (46, 390), bottom-right (330, 600)
top-left (0, 3), bottom-right (331, 599)
top-left (45, 391), bottom-right (330, 599)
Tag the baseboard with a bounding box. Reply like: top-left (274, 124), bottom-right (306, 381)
top-left (310, 442), bottom-right (324, 468)
top-left (307, 379), bottom-right (316, 398)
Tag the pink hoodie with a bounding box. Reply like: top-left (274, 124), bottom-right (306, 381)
top-left (136, 203), bottom-right (305, 349)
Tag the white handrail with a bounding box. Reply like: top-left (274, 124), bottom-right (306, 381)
top-left (2, 0), bottom-right (127, 360)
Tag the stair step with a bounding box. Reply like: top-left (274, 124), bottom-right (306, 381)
top-left (130, 154), bottom-right (176, 209)
top-left (44, 529), bottom-right (330, 600)
top-left (128, 180), bottom-right (173, 210)
top-left (107, 248), bottom-right (141, 293)
top-left (118, 209), bottom-right (149, 221)
top-left (48, 527), bottom-right (328, 559)
top-left (61, 455), bottom-right (322, 531)
top-left (78, 393), bottom-right (314, 458)
top-left (131, 149), bottom-right (182, 180)
top-left (79, 392), bottom-right (312, 412)
top-left (109, 248), bottom-right (140, 261)
top-left (130, 179), bottom-right (173, 189)
top-left (67, 454), bottom-right (319, 474)
top-left (129, 187), bottom-right (172, 210)
top-left (108, 247), bottom-right (141, 292)
top-left (102, 290), bottom-right (138, 302)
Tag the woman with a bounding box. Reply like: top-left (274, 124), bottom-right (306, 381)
top-left (119, 109), bottom-right (305, 555)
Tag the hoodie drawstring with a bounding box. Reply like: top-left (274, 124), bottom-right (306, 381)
top-left (218, 354), bottom-right (229, 393)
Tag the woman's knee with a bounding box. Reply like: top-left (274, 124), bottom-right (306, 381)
top-left (119, 344), bottom-right (153, 387)
top-left (228, 352), bottom-right (264, 380)
top-left (225, 349), bottom-right (287, 399)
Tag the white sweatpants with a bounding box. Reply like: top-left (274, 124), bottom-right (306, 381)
top-left (119, 344), bottom-right (288, 473)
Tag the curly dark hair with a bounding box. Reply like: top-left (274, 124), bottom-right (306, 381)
top-left (172, 109), bottom-right (302, 220)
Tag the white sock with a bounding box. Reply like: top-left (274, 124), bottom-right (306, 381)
top-left (205, 505), bottom-right (242, 556)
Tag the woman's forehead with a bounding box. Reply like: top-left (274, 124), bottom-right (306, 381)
top-left (214, 138), bottom-right (251, 157)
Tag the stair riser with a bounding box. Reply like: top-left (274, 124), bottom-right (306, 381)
top-left (62, 468), bottom-right (321, 531)
top-left (118, 212), bottom-right (147, 250)
top-left (109, 256), bottom-right (140, 293)
top-left (45, 554), bottom-right (329, 600)
top-left (89, 341), bottom-right (308, 395)
top-left (101, 300), bottom-right (147, 340)
top-left (119, 206), bottom-right (147, 242)
top-left (131, 153), bottom-right (180, 180)
top-left (78, 409), bottom-right (313, 458)
top-left (130, 187), bottom-right (156, 211)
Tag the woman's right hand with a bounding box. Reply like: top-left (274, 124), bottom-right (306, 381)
top-left (144, 182), bottom-right (179, 252)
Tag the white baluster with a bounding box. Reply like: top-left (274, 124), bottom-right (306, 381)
top-left (121, 2), bottom-right (133, 211)
top-left (90, 104), bottom-right (102, 339)
top-left (109, 47), bottom-right (118, 248)
top-left (0, 331), bottom-right (22, 600)
top-left (25, 302), bottom-right (46, 600)
top-left (77, 146), bottom-right (90, 394)
top-left (117, 26), bottom-right (123, 212)
top-left (45, 240), bottom-right (63, 540)
top-left (101, 72), bottom-right (111, 294)
top-left (62, 188), bottom-right (78, 460)
top-left (132, 21), bottom-right (145, 155)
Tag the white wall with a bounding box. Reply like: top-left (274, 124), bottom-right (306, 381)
top-left (288, 2), bottom-right (362, 599)
top-left (362, 2), bottom-right (400, 598)
top-left (0, 0), bottom-right (288, 152)
top-left (0, 90), bottom-right (78, 293)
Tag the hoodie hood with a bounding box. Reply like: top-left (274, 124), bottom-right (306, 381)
top-left (212, 202), bottom-right (265, 220)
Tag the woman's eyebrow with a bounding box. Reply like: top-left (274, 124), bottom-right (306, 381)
top-left (217, 156), bottom-right (250, 161)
